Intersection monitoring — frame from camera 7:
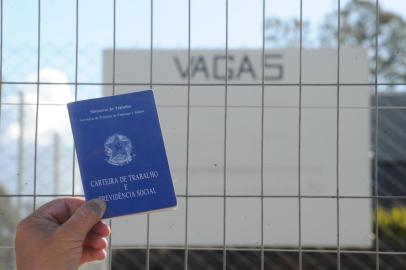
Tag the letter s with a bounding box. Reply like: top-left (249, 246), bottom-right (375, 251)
top-left (265, 54), bottom-right (283, 81)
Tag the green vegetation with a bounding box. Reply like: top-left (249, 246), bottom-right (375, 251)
top-left (377, 207), bottom-right (406, 241)
top-left (266, 0), bottom-right (406, 89)
top-left (321, 0), bottom-right (406, 87)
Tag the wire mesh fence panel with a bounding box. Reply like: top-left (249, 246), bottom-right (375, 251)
top-left (0, 0), bottom-right (406, 269)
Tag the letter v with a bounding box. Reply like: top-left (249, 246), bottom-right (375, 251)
top-left (174, 56), bottom-right (192, 79)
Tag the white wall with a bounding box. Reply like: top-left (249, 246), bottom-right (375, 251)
top-left (103, 49), bottom-right (371, 248)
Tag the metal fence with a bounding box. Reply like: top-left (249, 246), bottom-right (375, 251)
top-left (0, 0), bottom-right (406, 269)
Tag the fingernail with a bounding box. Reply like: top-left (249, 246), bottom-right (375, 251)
top-left (87, 199), bottom-right (106, 217)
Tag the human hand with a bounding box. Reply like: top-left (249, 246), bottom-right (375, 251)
top-left (15, 197), bottom-right (110, 270)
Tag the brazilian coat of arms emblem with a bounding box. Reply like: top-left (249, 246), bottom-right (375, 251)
top-left (104, 133), bottom-right (134, 166)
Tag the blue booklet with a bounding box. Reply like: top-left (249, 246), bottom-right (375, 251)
top-left (67, 90), bottom-right (177, 218)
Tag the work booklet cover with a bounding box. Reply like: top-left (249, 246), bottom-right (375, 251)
top-left (67, 90), bottom-right (177, 218)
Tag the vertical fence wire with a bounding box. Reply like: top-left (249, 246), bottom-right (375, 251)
top-left (374, 0), bottom-right (380, 269)
top-left (336, 0), bottom-right (341, 269)
top-left (0, 0), bottom-right (3, 131)
top-left (107, 0), bottom-right (117, 269)
top-left (183, 0), bottom-right (192, 268)
top-left (146, 0), bottom-right (154, 269)
top-left (260, 0), bottom-right (266, 269)
top-left (71, 0), bottom-right (79, 198)
top-left (33, 0), bottom-right (41, 211)
top-left (298, 0), bottom-right (303, 268)
top-left (222, 0), bottom-right (229, 269)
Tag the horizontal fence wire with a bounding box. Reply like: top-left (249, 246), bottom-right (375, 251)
top-left (2, 194), bottom-right (406, 199)
top-left (2, 245), bottom-right (406, 256)
top-left (2, 103), bottom-right (406, 111)
top-left (2, 103), bottom-right (406, 110)
top-left (0, 82), bottom-right (405, 86)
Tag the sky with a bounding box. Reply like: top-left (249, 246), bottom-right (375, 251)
top-left (6, 0), bottom-right (406, 48)
top-left (2, 0), bottom-right (404, 83)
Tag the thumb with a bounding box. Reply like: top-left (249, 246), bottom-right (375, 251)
top-left (61, 199), bottom-right (106, 239)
